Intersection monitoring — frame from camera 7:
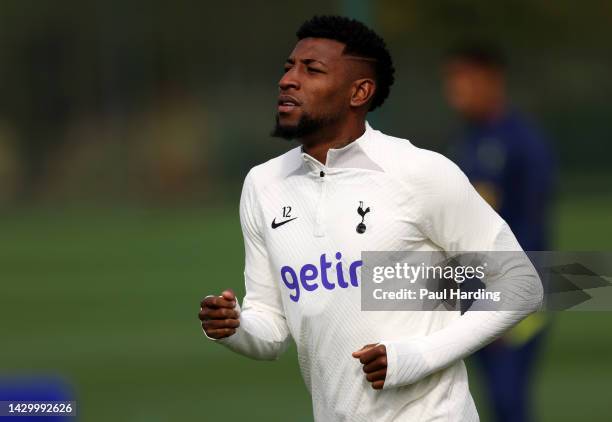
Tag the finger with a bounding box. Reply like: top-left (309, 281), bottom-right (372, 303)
top-left (204, 327), bottom-right (236, 339)
top-left (201, 295), bottom-right (219, 308)
top-left (351, 343), bottom-right (377, 357)
top-left (221, 289), bottom-right (236, 302)
top-left (357, 345), bottom-right (385, 365)
top-left (199, 306), bottom-right (239, 321)
top-left (365, 368), bottom-right (387, 383)
top-left (201, 295), bottom-right (236, 309)
top-left (202, 319), bottom-right (240, 329)
top-left (203, 295), bottom-right (236, 309)
top-left (363, 355), bottom-right (388, 374)
top-left (371, 380), bottom-right (385, 390)
top-left (199, 307), bottom-right (239, 321)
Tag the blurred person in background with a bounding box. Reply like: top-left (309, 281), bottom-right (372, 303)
top-left (443, 43), bottom-right (556, 422)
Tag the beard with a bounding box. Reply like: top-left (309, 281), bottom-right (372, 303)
top-left (271, 112), bottom-right (340, 141)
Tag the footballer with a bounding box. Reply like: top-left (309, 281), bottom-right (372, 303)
top-left (199, 15), bottom-right (543, 422)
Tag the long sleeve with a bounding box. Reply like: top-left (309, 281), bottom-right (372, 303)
top-left (380, 153), bottom-right (544, 389)
top-left (512, 136), bottom-right (556, 250)
top-left (206, 169), bottom-right (292, 360)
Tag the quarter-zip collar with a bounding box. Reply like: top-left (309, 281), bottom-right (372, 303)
top-left (299, 121), bottom-right (382, 173)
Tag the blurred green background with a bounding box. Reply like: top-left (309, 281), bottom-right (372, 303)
top-left (0, 1), bottom-right (610, 421)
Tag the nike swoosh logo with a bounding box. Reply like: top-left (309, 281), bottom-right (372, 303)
top-left (271, 217), bottom-right (298, 229)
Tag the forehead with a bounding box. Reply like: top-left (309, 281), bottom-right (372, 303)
top-left (289, 37), bottom-right (346, 62)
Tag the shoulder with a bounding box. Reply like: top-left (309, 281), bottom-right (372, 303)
top-left (498, 113), bottom-right (555, 172)
top-left (364, 128), bottom-right (466, 188)
top-left (505, 112), bottom-right (551, 150)
top-left (243, 146), bottom-right (303, 187)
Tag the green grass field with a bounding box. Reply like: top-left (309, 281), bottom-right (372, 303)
top-left (1, 196), bottom-right (610, 422)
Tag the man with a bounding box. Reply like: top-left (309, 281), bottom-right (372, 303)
top-left (443, 44), bottom-right (555, 422)
top-left (199, 16), bottom-right (542, 422)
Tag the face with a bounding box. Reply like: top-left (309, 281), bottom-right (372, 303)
top-left (443, 60), bottom-right (504, 121)
top-left (272, 38), bottom-right (363, 140)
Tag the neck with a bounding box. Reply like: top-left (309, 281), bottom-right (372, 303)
top-left (486, 100), bottom-right (506, 122)
top-left (470, 100), bottom-right (507, 125)
top-left (481, 90), bottom-right (507, 122)
top-left (300, 119), bottom-right (366, 165)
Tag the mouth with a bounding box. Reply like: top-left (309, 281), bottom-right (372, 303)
top-left (277, 95), bottom-right (301, 114)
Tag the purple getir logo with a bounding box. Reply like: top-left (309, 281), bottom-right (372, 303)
top-left (280, 252), bottom-right (362, 302)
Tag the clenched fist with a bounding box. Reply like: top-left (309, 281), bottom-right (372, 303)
top-left (352, 343), bottom-right (387, 390)
top-left (199, 289), bottom-right (240, 339)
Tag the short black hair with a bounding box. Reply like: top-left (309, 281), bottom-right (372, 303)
top-left (296, 15), bottom-right (395, 111)
top-left (446, 42), bottom-right (506, 70)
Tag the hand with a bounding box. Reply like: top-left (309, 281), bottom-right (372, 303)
top-left (199, 289), bottom-right (240, 339)
top-left (352, 343), bottom-right (387, 390)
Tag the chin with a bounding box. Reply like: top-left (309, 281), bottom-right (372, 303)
top-left (271, 115), bottom-right (298, 140)
top-left (276, 112), bottom-right (301, 126)
top-left (271, 111), bottom-right (328, 141)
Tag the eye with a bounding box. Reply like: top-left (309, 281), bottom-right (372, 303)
top-left (307, 67), bottom-right (323, 73)
top-left (283, 66), bottom-right (292, 73)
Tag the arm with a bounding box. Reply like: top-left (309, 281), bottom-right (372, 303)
top-left (203, 170), bottom-right (291, 361)
top-left (512, 138), bottom-right (555, 250)
top-left (379, 153), bottom-right (543, 389)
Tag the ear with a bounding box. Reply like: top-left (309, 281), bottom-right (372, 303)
top-left (350, 78), bottom-right (376, 108)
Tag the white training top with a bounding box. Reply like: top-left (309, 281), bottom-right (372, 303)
top-left (206, 122), bottom-right (542, 421)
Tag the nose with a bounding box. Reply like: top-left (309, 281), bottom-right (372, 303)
top-left (278, 68), bottom-right (300, 91)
